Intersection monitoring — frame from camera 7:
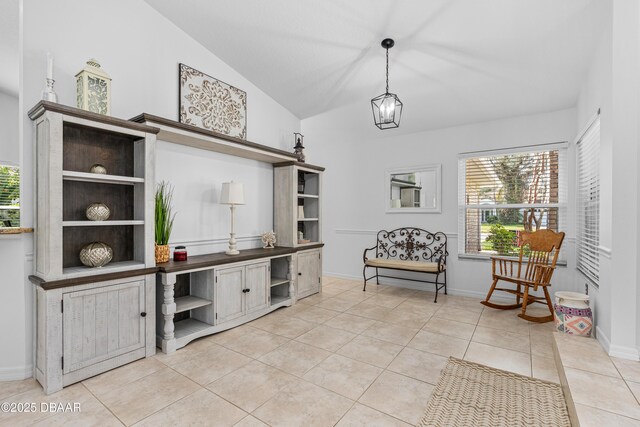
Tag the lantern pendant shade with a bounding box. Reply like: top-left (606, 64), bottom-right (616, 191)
top-left (371, 38), bottom-right (403, 129)
top-left (75, 59), bottom-right (112, 116)
top-left (220, 181), bottom-right (245, 205)
top-left (371, 92), bottom-right (403, 129)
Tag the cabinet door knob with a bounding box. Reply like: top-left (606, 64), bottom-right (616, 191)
top-left (140, 312), bottom-right (147, 317)
top-left (298, 272), bottom-right (302, 276)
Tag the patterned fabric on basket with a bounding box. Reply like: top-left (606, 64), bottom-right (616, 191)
top-left (554, 304), bottom-right (593, 336)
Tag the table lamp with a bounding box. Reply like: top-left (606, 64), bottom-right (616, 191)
top-left (220, 181), bottom-right (245, 255)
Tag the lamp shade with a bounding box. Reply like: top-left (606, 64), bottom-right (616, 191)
top-left (220, 182), bottom-right (245, 205)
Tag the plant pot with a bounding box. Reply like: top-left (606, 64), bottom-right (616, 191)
top-left (155, 244), bottom-right (170, 264)
top-left (553, 291), bottom-right (593, 337)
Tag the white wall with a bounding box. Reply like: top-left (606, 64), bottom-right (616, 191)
top-left (303, 107), bottom-right (579, 299)
top-left (574, 0), bottom-right (640, 360)
top-left (0, 91), bottom-right (19, 164)
top-left (1, 0), bottom-right (301, 380)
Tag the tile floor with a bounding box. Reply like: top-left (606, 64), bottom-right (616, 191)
top-left (0, 276), bottom-right (561, 427)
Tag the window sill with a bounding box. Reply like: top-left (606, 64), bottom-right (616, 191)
top-left (457, 253), bottom-right (567, 267)
top-left (0, 227), bottom-right (34, 235)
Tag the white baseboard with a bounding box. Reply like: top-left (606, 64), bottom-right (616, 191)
top-left (323, 271), bottom-right (512, 302)
top-left (595, 326), bottom-right (611, 353)
top-left (0, 365), bottom-right (33, 381)
top-left (595, 326), bottom-right (640, 360)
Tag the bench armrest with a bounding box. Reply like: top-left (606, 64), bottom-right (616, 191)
top-left (363, 245), bottom-right (377, 263)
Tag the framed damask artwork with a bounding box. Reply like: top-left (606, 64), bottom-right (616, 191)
top-left (179, 63), bottom-right (247, 140)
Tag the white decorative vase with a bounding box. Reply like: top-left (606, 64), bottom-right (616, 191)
top-left (86, 203), bottom-right (110, 221)
top-left (554, 291), bottom-right (593, 337)
top-left (79, 242), bottom-right (113, 268)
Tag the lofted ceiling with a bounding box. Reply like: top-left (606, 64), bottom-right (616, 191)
top-left (147, 0), bottom-right (606, 133)
top-left (0, 0), bottom-right (19, 96)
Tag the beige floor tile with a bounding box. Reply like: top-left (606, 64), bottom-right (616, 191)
top-left (346, 302), bottom-right (392, 321)
top-left (206, 324), bottom-right (258, 346)
top-left (296, 292), bottom-right (332, 305)
top-left (133, 388), bottom-right (246, 427)
top-left (340, 290), bottom-right (375, 302)
top-left (382, 308), bottom-right (431, 329)
top-left (359, 371), bottom-right (433, 425)
top-left (575, 403), bottom-right (640, 427)
top-left (303, 354), bottom-right (383, 400)
top-left (433, 305), bottom-right (481, 324)
top-left (395, 300), bottom-right (440, 317)
top-left (290, 306), bottom-right (338, 324)
top-left (295, 324), bottom-right (357, 351)
top-left (440, 298), bottom-right (485, 313)
top-left (477, 310), bottom-right (530, 334)
top-left (464, 342), bottom-right (531, 376)
top-left (253, 380), bottom-right (353, 427)
top-left (31, 392), bottom-right (123, 427)
top-left (530, 330), bottom-right (555, 358)
top-left (407, 330), bottom-right (469, 358)
top-left (234, 415), bottom-right (269, 427)
top-left (0, 383), bottom-right (107, 427)
top-left (613, 357), bottom-right (640, 383)
top-left (83, 357), bottom-right (166, 396)
top-left (314, 296), bottom-right (361, 312)
top-left (92, 368), bottom-right (200, 426)
top-left (171, 343), bottom-right (252, 385)
top-left (625, 381), bottom-right (640, 404)
top-left (153, 336), bottom-right (216, 367)
top-left (335, 403), bottom-right (412, 427)
top-left (220, 327), bottom-right (289, 358)
top-left (250, 315), bottom-right (317, 339)
top-left (472, 325), bottom-right (530, 354)
top-left (554, 333), bottom-right (620, 378)
top-left (564, 367), bottom-right (640, 419)
top-left (531, 354), bottom-right (560, 383)
top-left (361, 322), bottom-right (420, 346)
top-left (337, 335), bottom-right (404, 368)
top-left (529, 320), bottom-right (557, 335)
top-left (364, 294), bottom-right (406, 309)
top-left (259, 340), bottom-right (331, 376)
top-left (208, 360), bottom-right (299, 412)
top-left (423, 317), bottom-right (476, 340)
top-left (0, 378), bottom-right (40, 400)
top-left (387, 347), bottom-right (449, 385)
top-left (324, 312), bottom-right (378, 334)
top-left (320, 286), bottom-right (348, 297)
top-left (377, 286), bottom-right (420, 298)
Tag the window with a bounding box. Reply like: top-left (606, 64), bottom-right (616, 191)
top-left (0, 164), bottom-right (20, 227)
top-left (458, 144), bottom-right (567, 257)
top-left (576, 117), bottom-right (600, 285)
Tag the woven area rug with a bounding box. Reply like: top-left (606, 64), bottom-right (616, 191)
top-left (418, 357), bottom-right (571, 427)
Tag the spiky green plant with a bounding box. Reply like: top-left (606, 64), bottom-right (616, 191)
top-left (155, 181), bottom-right (176, 245)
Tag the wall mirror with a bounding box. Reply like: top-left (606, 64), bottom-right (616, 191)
top-left (385, 164), bottom-right (442, 213)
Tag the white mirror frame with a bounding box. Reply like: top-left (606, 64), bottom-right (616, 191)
top-left (385, 164), bottom-right (442, 214)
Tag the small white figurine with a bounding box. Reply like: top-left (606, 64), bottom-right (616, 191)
top-left (261, 231), bottom-right (276, 249)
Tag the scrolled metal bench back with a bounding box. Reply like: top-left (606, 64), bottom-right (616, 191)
top-left (376, 227), bottom-right (448, 263)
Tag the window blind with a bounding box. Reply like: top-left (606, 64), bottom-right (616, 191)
top-left (458, 144), bottom-right (567, 257)
top-left (576, 117), bottom-right (600, 285)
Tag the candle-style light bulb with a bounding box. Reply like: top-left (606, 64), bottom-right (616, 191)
top-left (46, 53), bottom-right (53, 80)
top-left (42, 52), bottom-right (58, 102)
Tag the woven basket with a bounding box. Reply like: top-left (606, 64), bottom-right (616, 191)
top-left (155, 244), bottom-right (170, 264)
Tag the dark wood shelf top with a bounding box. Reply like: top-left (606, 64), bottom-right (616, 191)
top-left (29, 244), bottom-right (324, 288)
top-left (28, 101), bottom-right (160, 134)
top-left (29, 267), bottom-right (159, 290)
top-left (130, 113), bottom-right (299, 160)
top-left (158, 244), bottom-right (324, 274)
top-left (274, 161), bottom-right (325, 172)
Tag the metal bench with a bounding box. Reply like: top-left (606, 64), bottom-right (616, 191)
top-left (362, 227), bottom-right (448, 302)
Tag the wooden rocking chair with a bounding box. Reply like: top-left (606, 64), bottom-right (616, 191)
top-left (481, 229), bottom-right (565, 323)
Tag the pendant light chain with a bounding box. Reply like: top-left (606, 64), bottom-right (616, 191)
top-left (385, 47), bottom-right (390, 94)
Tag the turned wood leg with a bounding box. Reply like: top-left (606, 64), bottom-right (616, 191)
top-left (516, 283), bottom-right (522, 306)
top-left (543, 286), bottom-right (554, 316)
top-left (160, 273), bottom-right (177, 353)
top-left (484, 278), bottom-right (499, 303)
top-left (521, 285), bottom-right (530, 318)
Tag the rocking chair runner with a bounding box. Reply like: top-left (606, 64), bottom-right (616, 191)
top-left (481, 229), bottom-right (565, 323)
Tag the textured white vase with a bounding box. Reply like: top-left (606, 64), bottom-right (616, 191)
top-left (554, 291), bottom-right (590, 309)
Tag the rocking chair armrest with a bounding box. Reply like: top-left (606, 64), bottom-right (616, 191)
top-left (363, 245), bottom-right (378, 263)
top-left (490, 256), bottom-right (521, 276)
top-left (532, 264), bottom-right (556, 290)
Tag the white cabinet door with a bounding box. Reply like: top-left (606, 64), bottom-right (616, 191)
top-left (215, 266), bottom-right (245, 324)
top-left (297, 249), bottom-right (321, 299)
top-left (245, 261), bottom-right (269, 314)
top-left (63, 280), bottom-right (145, 374)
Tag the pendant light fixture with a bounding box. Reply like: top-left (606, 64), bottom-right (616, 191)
top-left (371, 38), bottom-right (403, 130)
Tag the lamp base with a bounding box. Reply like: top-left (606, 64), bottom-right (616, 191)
top-left (226, 249), bottom-right (240, 255)
top-left (226, 231), bottom-right (239, 255)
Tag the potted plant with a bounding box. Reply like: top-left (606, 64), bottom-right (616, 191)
top-left (155, 181), bottom-right (176, 263)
